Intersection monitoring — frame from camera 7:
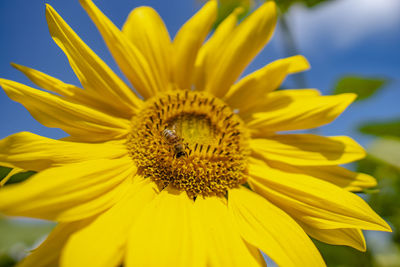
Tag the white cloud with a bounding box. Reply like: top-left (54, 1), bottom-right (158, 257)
top-left (287, 0), bottom-right (400, 51)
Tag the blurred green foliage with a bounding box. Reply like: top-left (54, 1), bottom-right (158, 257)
top-left (313, 138), bottom-right (400, 266)
top-left (275, 0), bottom-right (329, 13)
top-left (213, 0), bottom-right (332, 27)
top-left (318, 71), bottom-right (397, 265)
top-left (314, 238), bottom-right (374, 267)
top-left (1, 167), bottom-right (44, 267)
top-left (359, 120), bottom-right (400, 139)
top-left (0, 217), bottom-right (54, 267)
top-left (358, 156), bottom-right (400, 239)
top-left (368, 138), bottom-right (400, 170)
top-left (333, 76), bottom-right (389, 101)
top-left (0, 254), bottom-right (15, 267)
top-left (349, 99), bottom-right (399, 265)
top-left (357, 154), bottom-right (400, 267)
top-left (213, 0), bottom-right (252, 28)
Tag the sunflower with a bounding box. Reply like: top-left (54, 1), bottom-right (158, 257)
top-left (0, 0), bottom-right (390, 266)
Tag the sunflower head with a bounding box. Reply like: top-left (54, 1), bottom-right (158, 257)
top-left (0, 0), bottom-right (391, 266)
top-left (128, 90), bottom-right (249, 197)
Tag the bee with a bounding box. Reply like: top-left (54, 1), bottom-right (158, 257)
top-left (162, 127), bottom-right (188, 159)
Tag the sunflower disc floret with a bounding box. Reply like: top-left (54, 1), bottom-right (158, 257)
top-left (127, 91), bottom-right (249, 197)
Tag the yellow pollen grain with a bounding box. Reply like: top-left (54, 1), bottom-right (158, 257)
top-left (127, 90), bottom-right (250, 197)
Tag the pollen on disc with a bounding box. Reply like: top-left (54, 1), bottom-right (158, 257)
top-left (127, 90), bottom-right (250, 198)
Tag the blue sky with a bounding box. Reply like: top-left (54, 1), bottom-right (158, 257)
top-left (0, 0), bottom-right (399, 148)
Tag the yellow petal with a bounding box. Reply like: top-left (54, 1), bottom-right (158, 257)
top-left (45, 4), bottom-right (142, 111)
top-left (205, 1), bottom-right (277, 98)
top-left (11, 63), bottom-right (79, 98)
top-left (299, 222), bottom-right (366, 252)
top-left (267, 161), bottom-right (377, 191)
top-left (18, 220), bottom-right (92, 267)
top-left (11, 63), bottom-right (139, 118)
top-left (0, 79), bottom-right (129, 142)
top-left (126, 186), bottom-right (206, 267)
top-left (225, 55), bottom-right (310, 111)
top-left (61, 177), bottom-right (157, 267)
top-left (229, 186), bottom-right (325, 267)
top-left (251, 134), bottom-right (366, 166)
top-left (240, 89), bottom-right (321, 122)
top-left (0, 157), bottom-right (135, 222)
top-left (78, 0), bottom-right (161, 98)
top-left (0, 132), bottom-right (127, 171)
top-left (194, 7), bottom-right (243, 91)
top-left (246, 93), bottom-right (356, 133)
top-left (248, 159), bottom-right (391, 232)
top-left (122, 6), bottom-right (172, 92)
top-left (172, 0), bottom-right (217, 90)
top-left (194, 196), bottom-right (264, 267)
top-left (247, 245), bottom-right (267, 267)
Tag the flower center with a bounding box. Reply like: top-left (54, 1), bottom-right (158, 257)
top-left (127, 90), bottom-right (249, 197)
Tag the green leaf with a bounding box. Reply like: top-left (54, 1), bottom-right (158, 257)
top-left (5, 171), bottom-right (36, 185)
top-left (0, 166), bottom-right (36, 187)
top-left (368, 138), bottom-right (400, 170)
top-left (0, 167), bottom-right (11, 181)
top-left (333, 76), bottom-right (388, 101)
top-left (0, 253), bottom-right (16, 267)
top-left (359, 119), bottom-right (400, 138)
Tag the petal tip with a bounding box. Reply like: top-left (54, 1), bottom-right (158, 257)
top-left (232, 6), bottom-right (245, 16)
top-left (347, 92), bottom-right (358, 103)
top-left (261, 0), bottom-right (278, 16)
top-left (381, 220), bottom-right (393, 233)
top-left (10, 62), bottom-right (25, 73)
top-left (204, 0), bottom-right (218, 13)
top-left (44, 3), bottom-right (55, 13)
top-left (298, 55), bottom-right (311, 70)
top-left (78, 0), bottom-right (90, 5)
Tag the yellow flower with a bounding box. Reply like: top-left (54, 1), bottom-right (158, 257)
top-left (0, 0), bottom-right (390, 266)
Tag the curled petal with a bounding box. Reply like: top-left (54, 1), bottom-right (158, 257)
top-left (299, 222), bottom-right (366, 252)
